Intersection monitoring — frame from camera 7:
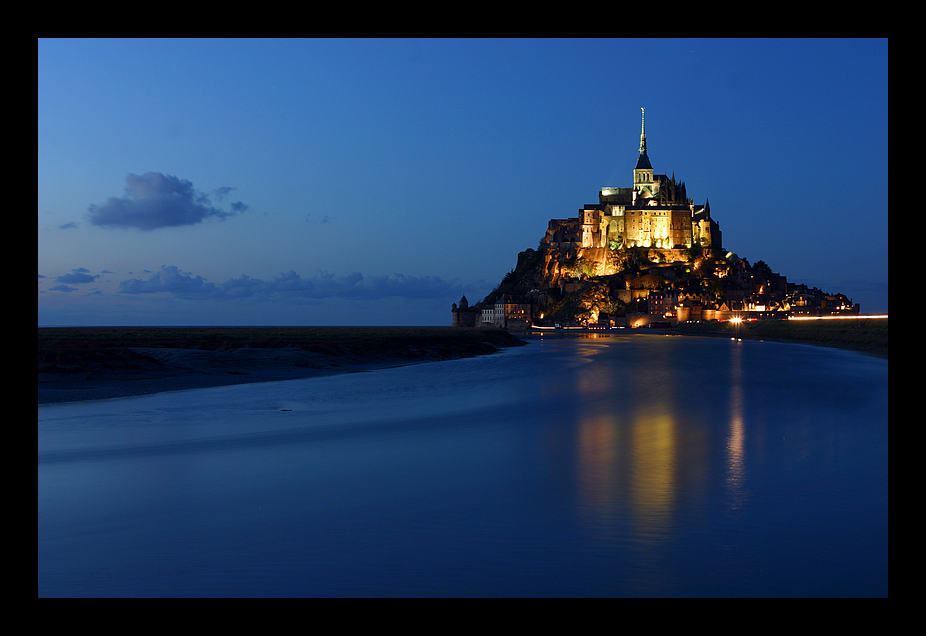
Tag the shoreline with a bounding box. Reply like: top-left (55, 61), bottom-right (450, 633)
top-left (518, 317), bottom-right (887, 359)
top-left (668, 317), bottom-right (887, 359)
top-left (38, 320), bottom-right (886, 405)
top-left (38, 327), bottom-right (528, 405)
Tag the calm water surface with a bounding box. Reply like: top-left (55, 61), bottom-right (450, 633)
top-left (38, 334), bottom-right (888, 596)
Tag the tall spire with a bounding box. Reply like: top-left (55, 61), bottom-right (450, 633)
top-left (634, 107), bottom-right (652, 171)
top-left (639, 107), bottom-right (647, 154)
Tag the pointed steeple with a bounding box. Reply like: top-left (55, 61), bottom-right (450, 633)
top-left (635, 107), bottom-right (652, 171)
top-left (639, 107), bottom-right (647, 153)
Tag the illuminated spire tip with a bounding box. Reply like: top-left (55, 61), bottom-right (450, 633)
top-left (639, 107), bottom-right (647, 154)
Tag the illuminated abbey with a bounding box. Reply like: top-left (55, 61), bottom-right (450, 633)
top-left (452, 109), bottom-right (858, 329)
top-left (551, 108), bottom-right (721, 253)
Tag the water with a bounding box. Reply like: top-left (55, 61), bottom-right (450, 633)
top-left (38, 334), bottom-right (888, 597)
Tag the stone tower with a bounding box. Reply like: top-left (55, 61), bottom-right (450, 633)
top-left (451, 295), bottom-right (477, 327)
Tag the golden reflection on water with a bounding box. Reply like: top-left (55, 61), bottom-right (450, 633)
top-left (725, 341), bottom-right (747, 509)
top-left (576, 414), bottom-right (622, 513)
top-left (626, 405), bottom-right (677, 541)
top-left (569, 335), bottom-right (750, 547)
top-left (573, 342), bottom-right (624, 514)
top-left (572, 338), bottom-right (681, 546)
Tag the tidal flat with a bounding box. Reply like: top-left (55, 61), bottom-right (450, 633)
top-left (39, 334), bottom-right (888, 596)
top-left (670, 317), bottom-right (887, 358)
top-left (37, 321), bottom-right (886, 404)
top-left (38, 327), bottom-right (527, 404)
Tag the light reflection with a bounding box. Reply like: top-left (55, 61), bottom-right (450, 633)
top-left (573, 341), bottom-right (681, 547)
top-left (576, 414), bottom-right (622, 517)
top-left (573, 342), bottom-right (622, 497)
top-left (628, 406), bottom-right (677, 541)
top-left (625, 346), bottom-right (680, 545)
top-left (725, 340), bottom-right (747, 509)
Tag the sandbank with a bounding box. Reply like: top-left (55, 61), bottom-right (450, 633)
top-left (38, 327), bottom-right (528, 405)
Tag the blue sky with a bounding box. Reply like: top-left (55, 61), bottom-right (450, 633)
top-left (38, 38), bottom-right (888, 325)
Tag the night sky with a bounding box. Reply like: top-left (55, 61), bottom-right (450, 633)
top-left (38, 38), bottom-right (888, 325)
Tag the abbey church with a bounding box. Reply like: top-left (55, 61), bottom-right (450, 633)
top-left (558, 108), bottom-right (721, 253)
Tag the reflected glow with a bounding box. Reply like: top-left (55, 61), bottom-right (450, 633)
top-left (628, 408), bottom-right (677, 542)
top-left (39, 334), bottom-right (889, 597)
top-left (573, 341), bottom-right (682, 547)
top-left (726, 340), bottom-right (747, 509)
top-left (576, 414), bottom-right (622, 520)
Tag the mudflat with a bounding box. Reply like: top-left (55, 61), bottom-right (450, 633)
top-left (38, 327), bottom-right (528, 404)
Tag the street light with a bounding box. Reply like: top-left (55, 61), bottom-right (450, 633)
top-left (729, 316), bottom-right (743, 340)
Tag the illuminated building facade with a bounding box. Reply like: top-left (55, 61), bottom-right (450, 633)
top-left (555, 109), bottom-right (721, 252)
top-left (479, 294), bottom-right (532, 329)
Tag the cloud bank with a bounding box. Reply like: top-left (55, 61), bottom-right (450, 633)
top-left (44, 268), bottom-right (100, 291)
top-left (117, 266), bottom-right (468, 301)
top-left (55, 268), bottom-right (99, 285)
top-left (88, 172), bottom-right (248, 230)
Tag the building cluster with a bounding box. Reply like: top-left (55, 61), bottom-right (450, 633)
top-left (638, 284), bottom-right (858, 327)
top-left (452, 110), bottom-right (859, 329)
top-left (452, 294), bottom-right (532, 330)
top-left (453, 278), bottom-right (858, 330)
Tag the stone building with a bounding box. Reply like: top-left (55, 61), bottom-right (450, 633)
top-left (555, 108), bottom-right (721, 253)
top-left (648, 290), bottom-right (680, 318)
top-left (451, 296), bottom-right (478, 327)
top-left (481, 294), bottom-right (532, 329)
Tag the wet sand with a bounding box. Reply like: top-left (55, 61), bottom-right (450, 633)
top-left (38, 347), bottom-right (428, 404)
top-left (38, 327), bottom-right (528, 405)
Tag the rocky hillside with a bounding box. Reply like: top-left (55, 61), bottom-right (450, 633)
top-left (480, 242), bottom-right (729, 324)
top-left (476, 236), bottom-right (852, 326)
